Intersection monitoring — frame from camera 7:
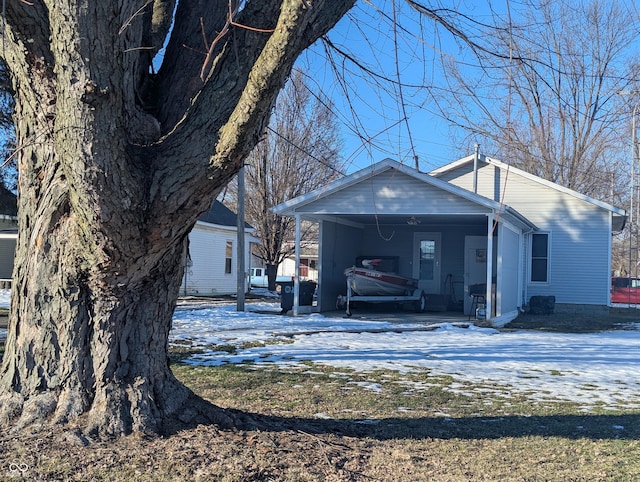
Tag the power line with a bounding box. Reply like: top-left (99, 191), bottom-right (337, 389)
top-left (266, 126), bottom-right (345, 177)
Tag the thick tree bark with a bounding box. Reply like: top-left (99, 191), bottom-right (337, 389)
top-left (0, 0), bottom-right (354, 437)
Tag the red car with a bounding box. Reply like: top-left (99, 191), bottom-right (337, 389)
top-left (611, 277), bottom-right (640, 303)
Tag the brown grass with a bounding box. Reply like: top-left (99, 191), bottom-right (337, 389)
top-left (503, 308), bottom-right (640, 333)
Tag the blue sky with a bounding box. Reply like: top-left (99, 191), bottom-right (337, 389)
top-left (296, 1), bottom-right (508, 175)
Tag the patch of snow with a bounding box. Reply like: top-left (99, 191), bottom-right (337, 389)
top-left (354, 419), bottom-right (380, 425)
top-left (169, 303), bottom-right (640, 411)
top-left (349, 381), bottom-right (383, 393)
top-left (0, 289), bottom-right (10, 309)
top-left (2, 292), bottom-right (639, 412)
top-left (247, 288), bottom-right (281, 299)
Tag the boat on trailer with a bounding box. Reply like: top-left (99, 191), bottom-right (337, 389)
top-left (344, 266), bottom-right (418, 296)
top-left (339, 258), bottom-right (426, 316)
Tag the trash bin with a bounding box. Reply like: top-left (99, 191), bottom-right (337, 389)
top-left (299, 280), bottom-right (317, 306)
top-left (278, 281), bottom-right (294, 314)
top-left (278, 280), bottom-right (317, 313)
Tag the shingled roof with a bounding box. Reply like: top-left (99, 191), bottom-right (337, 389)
top-left (198, 200), bottom-right (253, 229)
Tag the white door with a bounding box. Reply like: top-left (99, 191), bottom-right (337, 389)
top-left (464, 235), bottom-right (488, 315)
top-left (413, 232), bottom-right (441, 294)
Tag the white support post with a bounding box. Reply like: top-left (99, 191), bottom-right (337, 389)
top-left (293, 214), bottom-right (301, 316)
top-left (486, 214), bottom-right (494, 320)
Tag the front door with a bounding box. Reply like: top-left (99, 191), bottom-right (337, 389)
top-left (413, 232), bottom-right (441, 294)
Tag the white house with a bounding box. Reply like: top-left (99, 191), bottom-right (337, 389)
top-left (0, 186), bottom-right (17, 288)
top-left (182, 200), bottom-right (259, 296)
top-left (277, 241), bottom-right (319, 282)
top-left (272, 156), bottom-right (626, 325)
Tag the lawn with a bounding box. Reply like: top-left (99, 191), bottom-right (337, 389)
top-left (0, 310), bottom-right (639, 481)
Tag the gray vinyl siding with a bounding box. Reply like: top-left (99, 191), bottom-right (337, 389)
top-left (440, 227), bottom-right (470, 302)
top-left (360, 223), bottom-right (486, 295)
top-left (318, 219), bottom-right (487, 309)
top-left (444, 162), bottom-right (611, 305)
top-left (359, 224), bottom-right (416, 279)
top-left (297, 169), bottom-right (489, 216)
top-left (318, 221), bottom-right (363, 311)
top-left (0, 219), bottom-right (16, 230)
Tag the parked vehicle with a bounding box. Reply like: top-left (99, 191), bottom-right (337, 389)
top-left (611, 277), bottom-right (640, 303)
top-left (250, 267), bottom-right (292, 288)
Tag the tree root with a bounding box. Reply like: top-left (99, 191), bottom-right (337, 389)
top-left (0, 381), bottom-right (258, 440)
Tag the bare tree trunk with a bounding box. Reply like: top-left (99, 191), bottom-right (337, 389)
top-left (266, 264), bottom-right (279, 291)
top-left (0, 77), bottom-right (224, 436)
top-left (2, 233), bottom-right (193, 435)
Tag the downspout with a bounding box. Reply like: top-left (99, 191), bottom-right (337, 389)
top-left (520, 227), bottom-right (535, 312)
top-left (182, 248), bottom-right (188, 296)
top-left (473, 143), bottom-right (480, 194)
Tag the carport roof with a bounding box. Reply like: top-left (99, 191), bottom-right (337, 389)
top-left (273, 158), bottom-right (537, 231)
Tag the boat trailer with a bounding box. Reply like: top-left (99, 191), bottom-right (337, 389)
top-left (337, 273), bottom-right (427, 317)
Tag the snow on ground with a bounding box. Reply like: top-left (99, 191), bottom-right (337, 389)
top-left (0, 289), bottom-right (9, 309)
top-left (170, 302), bottom-right (640, 411)
top-left (0, 289), bottom-right (8, 341)
top-left (2, 291), bottom-right (639, 412)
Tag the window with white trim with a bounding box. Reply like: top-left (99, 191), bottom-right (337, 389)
top-left (530, 233), bottom-right (549, 282)
top-left (225, 241), bottom-right (233, 274)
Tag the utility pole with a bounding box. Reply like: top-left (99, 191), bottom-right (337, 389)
top-left (237, 167), bottom-right (246, 311)
top-left (619, 91), bottom-right (638, 304)
top-left (633, 103), bottom-right (639, 303)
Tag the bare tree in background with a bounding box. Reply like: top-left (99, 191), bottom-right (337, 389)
top-left (227, 69), bottom-right (342, 290)
top-left (435, 0), bottom-right (639, 203)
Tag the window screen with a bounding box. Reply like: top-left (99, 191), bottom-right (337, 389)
top-left (225, 241), bottom-right (233, 274)
top-left (531, 233), bottom-right (548, 282)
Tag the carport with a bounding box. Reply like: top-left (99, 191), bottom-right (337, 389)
top-left (272, 159), bottom-right (536, 325)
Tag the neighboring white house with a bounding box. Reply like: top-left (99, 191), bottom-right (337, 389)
top-left (272, 156), bottom-right (626, 325)
top-left (0, 190), bottom-right (257, 296)
top-left (277, 241), bottom-right (318, 282)
top-left (182, 200), bottom-right (259, 296)
top-left (0, 186), bottom-right (17, 288)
